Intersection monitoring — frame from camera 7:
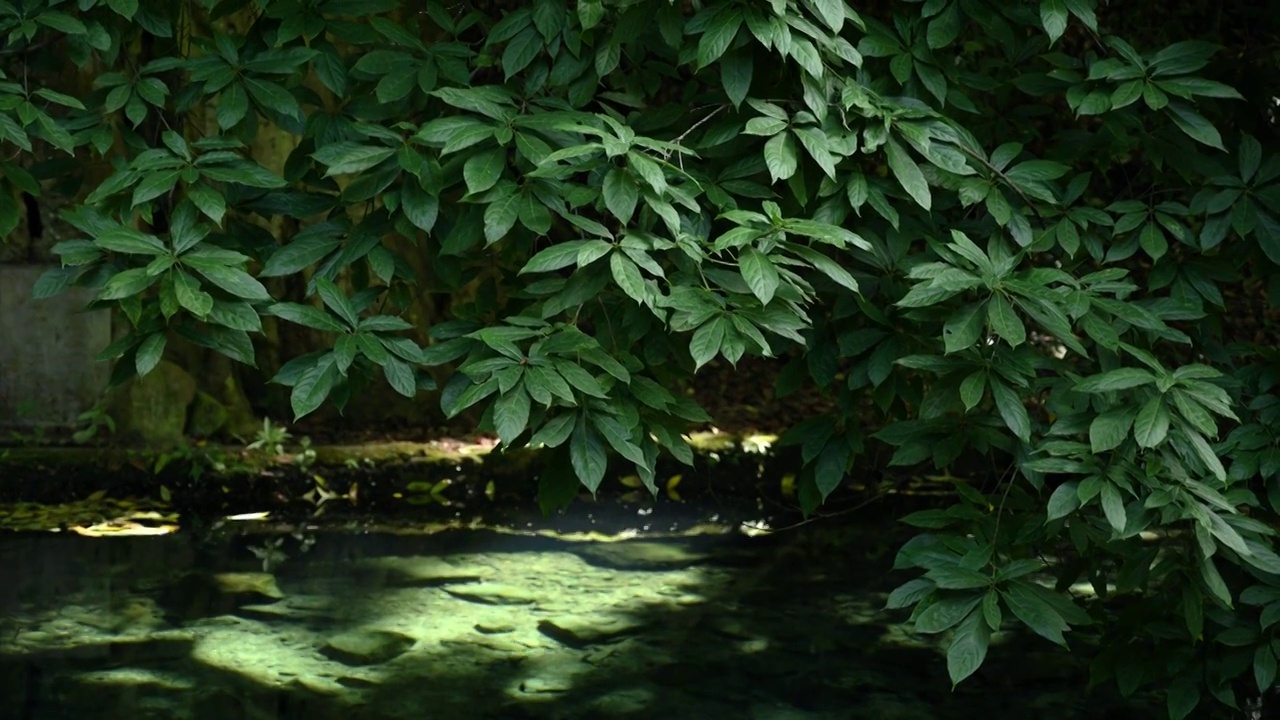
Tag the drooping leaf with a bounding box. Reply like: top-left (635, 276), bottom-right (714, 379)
top-left (886, 138), bottom-right (931, 210)
top-left (739, 248), bottom-right (780, 306)
top-left (947, 610), bottom-right (991, 687)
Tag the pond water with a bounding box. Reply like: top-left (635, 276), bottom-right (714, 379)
top-left (0, 506), bottom-right (1166, 720)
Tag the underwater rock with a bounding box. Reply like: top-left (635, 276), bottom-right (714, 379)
top-left (322, 628), bottom-right (415, 666)
top-left (369, 556), bottom-right (495, 587)
top-left (574, 541), bottom-right (710, 570)
top-left (212, 572), bottom-right (284, 599)
top-left (536, 614), bottom-right (646, 648)
top-left (156, 572), bottom-right (283, 621)
top-left (443, 583), bottom-right (536, 605)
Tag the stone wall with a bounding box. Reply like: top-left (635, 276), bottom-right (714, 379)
top-left (0, 265), bottom-right (111, 425)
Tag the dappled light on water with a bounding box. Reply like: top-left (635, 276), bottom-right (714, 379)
top-left (0, 513), bottom-right (1163, 720)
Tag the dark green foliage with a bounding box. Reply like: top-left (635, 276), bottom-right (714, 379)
top-left (14, 0), bottom-right (1280, 715)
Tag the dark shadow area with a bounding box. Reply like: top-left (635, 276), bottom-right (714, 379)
top-left (0, 504), bottom-right (1187, 720)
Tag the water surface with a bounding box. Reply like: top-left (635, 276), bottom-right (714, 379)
top-left (0, 509), bottom-right (1162, 720)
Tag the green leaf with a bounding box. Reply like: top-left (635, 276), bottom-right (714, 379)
top-left (1239, 134), bottom-right (1262, 182)
top-left (193, 265), bottom-right (271, 301)
top-left (697, 9), bottom-right (741, 69)
top-left (1001, 582), bottom-right (1069, 647)
top-left (1199, 554), bottom-right (1232, 608)
top-left (95, 228), bottom-right (167, 255)
top-left (986, 294), bottom-right (1026, 347)
top-left (108, 0), bottom-right (138, 18)
top-left (313, 143), bottom-right (396, 177)
top-left (610, 251), bottom-right (647, 304)
top-left (944, 301), bottom-right (986, 354)
top-left (946, 611), bottom-right (991, 687)
top-left (292, 355), bottom-right (338, 419)
top-left (401, 183), bottom-right (440, 233)
top-left (200, 160), bottom-right (287, 189)
top-left (356, 333), bottom-right (390, 365)
top-left (261, 234), bottom-right (341, 276)
top-left (1171, 390), bottom-right (1217, 437)
top-left (602, 168), bottom-right (638, 224)
top-left (577, 0), bottom-right (604, 29)
top-left (927, 566), bottom-right (993, 590)
top-left (720, 51), bottom-right (752, 107)
top-left (1133, 395), bottom-right (1170, 448)
top-left (591, 413), bottom-right (648, 470)
top-left (926, 4), bottom-right (961, 49)
top-left (484, 188), bottom-right (521, 245)
top-left (1100, 482), bottom-right (1127, 533)
top-left (914, 593), bottom-right (983, 634)
top-left (554, 359), bottom-right (609, 398)
top-left (1167, 679), bottom-right (1200, 720)
top-left (494, 385), bottom-right (532, 445)
top-left (739, 248), bottom-right (780, 306)
top-left (1255, 646), bottom-right (1277, 695)
top-left (522, 241), bottom-right (589, 274)
top-left (266, 302), bottom-right (346, 332)
top-left (132, 170), bottom-right (180, 207)
top-left (315, 279), bottom-right (359, 328)
top-left (690, 317), bottom-right (726, 370)
top-left (244, 78), bottom-right (300, 119)
top-left (503, 26), bottom-right (543, 80)
top-left (135, 333), bottom-right (166, 376)
top-left (208, 300), bottom-right (262, 332)
top-left (188, 185), bottom-right (227, 224)
top-left (570, 416), bottom-right (608, 493)
top-left (1046, 481), bottom-right (1080, 521)
top-left (1074, 368), bottom-right (1156, 393)
top-left (885, 578), bottom-right (934, 610)
top-left (1039, 0), bottom-right (1068, 44)
top-left (783, 243), bottom-right (860, 293)
top-left (959, 371), bottom-right (985, 412)
top-left (991, 380), bottom-right (1031, 443)
top-left (530, 413), bottom-right (576, 448)
top-left (1089, 407), bottom-right (1137, 453)
top-left (1205, 510), bottom-right (1250, 557)
top-left (813, 440), bottom-right (849, 499)
top-left (463, 149), bottom-right (506, 194)
top-left (1166, 102), bottom-right (1226, 152)
top-left (444, 377), bottom-right (500, 418)
top-left (886, 138), bottom-right (931, 210)
top-left (810, 0), bottom-right (845, 32)
top-left (744, 117), bottom-right (788, 136)
top-left (1182, 428), bottom-right (1227, 482)
top-left (172, 270), bottom-right (212, 316)
top-left (763, 131), bottom-right (798, 183)
top-left (1005, 160), bottom-right (1071, 183)
top-left (36, 11), bottom-right (87, 34)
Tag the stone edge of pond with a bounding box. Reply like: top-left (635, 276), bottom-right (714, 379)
top-left (0, 431), bottom-right (924, 514)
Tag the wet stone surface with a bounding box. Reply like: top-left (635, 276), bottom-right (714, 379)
top-left (0, 519), bottom-right (1168, 720)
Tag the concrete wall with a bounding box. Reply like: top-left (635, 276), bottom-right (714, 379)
top-left (0, 265), bottom-right (111, 426)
